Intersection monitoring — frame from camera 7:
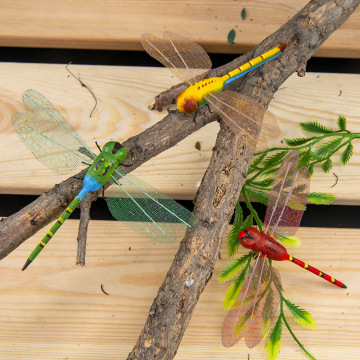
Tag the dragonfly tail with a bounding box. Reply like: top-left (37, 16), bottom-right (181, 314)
top-left (287, 255), bottom-right (347, 289)
top-left (22, 196), bottom-right (82, 270)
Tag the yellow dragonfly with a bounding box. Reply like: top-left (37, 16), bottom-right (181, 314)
top-left (141, 32), bottom-right (285, 150)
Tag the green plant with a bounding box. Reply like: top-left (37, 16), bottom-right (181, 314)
top-left (219, 115), bottom-right (358, 359)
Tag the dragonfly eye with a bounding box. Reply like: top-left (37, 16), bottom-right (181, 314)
top-left (183, 98), bottom-right (197, 113)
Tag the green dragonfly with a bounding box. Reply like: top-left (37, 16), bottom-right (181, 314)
top-left (12, 89), bottom-right (196, 270)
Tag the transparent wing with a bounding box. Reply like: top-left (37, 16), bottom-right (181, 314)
top-left (222, 257), bottom-right (281, 348)
top-left (106, 168), bottom-right (197, 243)
top-left (264, 150), bottom-right (310, 238)
top-left (245, 267), bottom-right (281, 348)
top-left (255, 111), bottom-right (281, 152)
top-left (207, 91), bottom-right (279, 151)
top-left (141, 31), bottom-right (211, 85)
top-left (11, 89), bottom-right (92, 175)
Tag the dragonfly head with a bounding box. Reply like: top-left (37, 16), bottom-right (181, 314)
top-left (239, 227), bottom-right (258, 249)
top-left (103, 141), bottom-right (127, 164)
top-left (176, 91), bottom-right (198, 114)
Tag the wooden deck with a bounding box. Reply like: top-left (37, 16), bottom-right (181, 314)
top-left (0, 1), bottom-right (359, 359)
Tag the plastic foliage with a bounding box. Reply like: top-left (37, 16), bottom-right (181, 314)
top-left (219, 116), bottom-right (358, 359)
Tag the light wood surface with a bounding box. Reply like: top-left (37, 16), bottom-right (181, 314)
top-left (0, 1), bottom-right (359, 57)
top-left (0, 63), bottom-right (359, 204)
top-left (0, 222), bottom-right (357, 359)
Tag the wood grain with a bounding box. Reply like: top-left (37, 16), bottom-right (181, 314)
top-left (0, 1), bottom-right (359, 57)
top-left (0, 221), bottom-right (357, 359)
top-left (0, 63), bottom-right (359, 204)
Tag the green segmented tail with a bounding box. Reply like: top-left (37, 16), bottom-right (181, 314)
top-left (22, 197), bottom-right (81, 270)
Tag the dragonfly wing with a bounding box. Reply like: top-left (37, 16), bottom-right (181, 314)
top-left (207, 91), bottom-right (278, 151)
top-left (12, 89), bottom-right (93, 175)
top-left (222, 255), bottom-right (265, 347)
top-left (255, 110), bottom-right (281, 152)
top-left (264, 150), bottom-right (310, 238)
top-left (141, 32), bottom-right (211, 85)
top-left (106, 168), bottom-right (197, 243)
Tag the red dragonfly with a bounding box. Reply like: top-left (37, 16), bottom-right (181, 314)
top-left (222, 150), bottom-right (346, 349)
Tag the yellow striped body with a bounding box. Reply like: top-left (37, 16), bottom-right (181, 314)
top-left (220, 44), bottom-right (285, 82)
top-left (176, 43), bottom-right (286, 114)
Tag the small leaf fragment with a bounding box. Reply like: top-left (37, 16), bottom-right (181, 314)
top-left (195, 141), bottom-right (201, 150)
top-left (337, 114), bottom-right (347, 131)
top-left (308, 192), bottom-right (335, 205)
top-left (228, 29), bottom-right (236, 44)
top-left (340, 142), bottom-right (353, 165)
top-left (241, 8), bottom-right (246, 20)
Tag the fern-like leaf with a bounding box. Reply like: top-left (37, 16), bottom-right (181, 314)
top-left (251, 151), bottom-right (268, 168)
top-left (283, 137), bottom-right (317, 146)
top-left (245, 187), bottom-right (269, 205)
top-left (277, 235), bottom-right (302, 247)
top-left (283, 298), bottom-right (316, 330)
top-left (337, 114), bottom-right (347, 131)
top-left (313, 137), bottom-right (342, 159)
top-left (321, 158), bottom-right (333, 173)
top-left (299, 148), bottom-right (312, 167)
top-left (222, 266), bottom-right (250, 310)
top-left (262, 151), bottom-right (288, 168)
top-left (301, 121), bottom-right (333, 134)
top-left (340, 142), bottom-right (353, 165)
top-left (266, 315), bottom-right (283, 360)
top-left (250, 177), bottom-right (274, 188)
top-left (308, 192), bottom-right (335, 205)
top-left (218, 255), bottom-right (250, 283)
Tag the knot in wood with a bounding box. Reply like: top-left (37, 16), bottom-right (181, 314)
top-left (212, 183), bottom-right (228, 208)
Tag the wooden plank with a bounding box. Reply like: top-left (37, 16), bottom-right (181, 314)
top-left (0, 63), bottom-right (359, 204)
top-left (0, 222), bottom-right (357, 359)
top-left (0, 1), bottom-right (359, 57)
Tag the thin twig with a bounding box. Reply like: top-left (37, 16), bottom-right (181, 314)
top-left (76, 192), bottom-right (93, 266)
top-left (331, 172), bottom-right (339, 188)
top-left (101, 284), bottom-right (110, 296)
top-left (66, 62), bottom-right (98, 117)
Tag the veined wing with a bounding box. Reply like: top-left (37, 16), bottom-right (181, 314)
top-left (264, 150), bottom-right (310, 238)
top-left (222, 255), bottom-right (278, 348)
top-left (12, 89), bottom-right (93, 175)
top-left (141, 31), bottom-right (211, 86)
top-left (207, 91), bottom-right (280, 151)
top-left (106, 167), bottom-right (197, 243)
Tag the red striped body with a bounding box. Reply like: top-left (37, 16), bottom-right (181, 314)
top-left (239, 227), bottom-right (346, 288)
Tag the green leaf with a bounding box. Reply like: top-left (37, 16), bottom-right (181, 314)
top-left (227, 29), bottom-right (236, 44)
top-left (337, 114), bottom-right (347, 130)
top-left (283, 137), bottom-right (317, 146)
top-left (340, 142), bottom-right (353, 165)
top-left (251, 151), bottom-right (268, 168)
top-left (298, 148), bottom-right (312, 167)
top-left (283, 298), bottom-right (316, 330)
top-left (277, 235), bottom-right (301, 247)
top-left (226, 202), bottom-right (244, 257)
top-left (301, 121), bottom-right (333, 134)
top-left (218, 254), bottom-right (250, 283)
top-left (262, 151), bottom-right (288, 168)
top-left (321, 158), bottom-right (333, 173)
top-left (241, 8), bottom-right (246, 20)
top-left (308, 192), bottom-right (335, 205)
top-left (195, 141), bottom-right (201, 150)
top-left (250, 177), bottom-right (274, 188)
top-left (313, 137), bottom-right (342, 159)
top-left (245, 187), bottom-right (269, 206)
top-left (266, 315), bottom-right (283, 360)
top-left (308, 163), bottom-right (314, 176)
top-left (222, 264), bottom-right (250, 310)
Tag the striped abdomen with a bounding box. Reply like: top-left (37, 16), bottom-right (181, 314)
top-left (288, 256), bottom-right (347, 289)
top-left (22, 197), bottom-right (81, 270)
